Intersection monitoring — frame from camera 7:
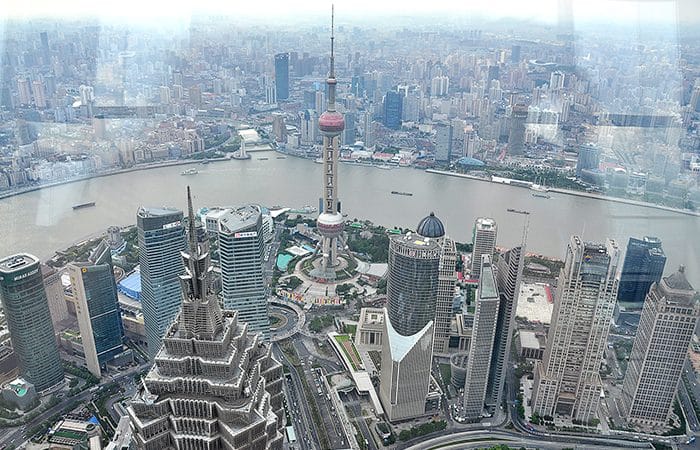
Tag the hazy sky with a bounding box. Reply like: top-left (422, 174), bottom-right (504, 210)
top-left (2, 0), bottom-right (697, 25)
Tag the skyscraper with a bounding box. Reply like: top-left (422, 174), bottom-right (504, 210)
top-left (532, 237), bottom-right (620, 422)
top-left (383, 90), bottom-right (403, 130)
top-left (137, 206), bottom-right (186, 358)
top-left (434, 234), bottom-right (457, 354)
top-left (435, 124), bottom-right (453, 163)
top-left (343, 111), bottom-right (357, 145)
top-left (0, 254), bottom-right (64, 391)
top-left (128, 189), bottom-right (284, 450)
top-left (463, 255), bottom-right (500, 419)
top-left (40, 31), bottom-right (50, 63)
top-left (272, 113), bottom-right (286, 143)
top-left (188, 85), bottom-right (202, 108)
top-left (17, 78), bottom-right (31, 105)
top-left (470, 217), bottom-right (497, 279)
top-left (41, 264), bottom-right (69, 328)
top-left (508, 103), bottom-right (528, 155)
top-left (380, 212), bottom-right (454, 420)
top-left (274, 53), bottom-right (289, 101)
top-left (379, 311), bottom-right (434, 422)
top-left (68, 240), bottom-right (127, 378)
top-left (363, 111), bottom-right (374, 147)
top-left (315, 11), bottom-right (346, 279)
top-left (485, 244), bottom-right (525, 412)
top-left (217, 205), bottom-right (270, 340)
top-left (618, 236), bottom-right (666, 304)
top-left (576, 143), bottom-right (600, 177)
top-left (32, 80), bottom-right (46, 108)
top-left (386, 219), bottom-right (442, 336)
top-left (621, 266), bottom-right (700, 428)
top-left (511, 44), bottom-right (521, 64)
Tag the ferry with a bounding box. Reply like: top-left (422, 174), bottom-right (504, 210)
top-left (73, 201), bottom-right (96, 210)
top-left (181, 168), bottom-right (199, 176)
top-left (391, 191), bottom-right (413, 196)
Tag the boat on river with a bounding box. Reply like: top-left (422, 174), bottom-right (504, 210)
top-left (73, 202), bottom-right (96, 210)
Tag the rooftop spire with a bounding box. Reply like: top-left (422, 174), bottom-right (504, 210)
top-left (186, 185), bottom-right (197, 254)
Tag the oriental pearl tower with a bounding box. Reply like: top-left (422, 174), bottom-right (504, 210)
top-left (315, 6), bottom-right (345, 279)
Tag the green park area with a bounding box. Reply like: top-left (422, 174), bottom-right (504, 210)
top-left (333, 334), bottom-right (363, 371)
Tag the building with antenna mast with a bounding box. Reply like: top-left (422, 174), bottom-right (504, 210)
top-left (314, 5), bottom-right (346, 280)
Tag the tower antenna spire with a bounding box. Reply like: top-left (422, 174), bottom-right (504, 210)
top-left (330, 4), bottom-right (335, 79)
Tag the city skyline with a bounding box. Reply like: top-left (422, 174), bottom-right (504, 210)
top-left (0, 3), bottom-right (700, 449)
top-left (1, 0), bottom-right (698, 27)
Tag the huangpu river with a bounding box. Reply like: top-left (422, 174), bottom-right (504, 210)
top-left (1, 155), bottom-right (699, 284)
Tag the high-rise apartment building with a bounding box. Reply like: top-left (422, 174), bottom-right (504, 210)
top-left (0, 254), bottom-right (64, 391)
top-left (272, 113), bottom-right (286, 143)
top-left (17, 78), bottom-right (31, 105)
top-left (32, 80), bottom-right (46, 108)
top-left (549, 71), bottom-right (565, 91)
top-left (68, 241), bottom-right (127, 378)
top-left (618, 236), bottom-right (666, 303)
top-left (485, 245), bottom-right (525, 412)
top-left (217, 205), bottom-right (270, 340)
top-left (470, 217), bottom-right (497, 279)
top-left (159, 86), bottom-right (171, 105)
top-left (128, 191), bottom-right (284, 449)
top-left (508, 103), bottom-right (528, 155)
top-left (137, 206), bottom-right (186, 358)
top-left (188, 85), bottom-right (202, 108)
top-left (463, 255), bottom-right (500, 419)
top-left (532, 237), bottom-right (620, 422)
top-left (274, 53), bottom-right (289, 101)
top-left (621, 267), bottom-right (700, 428)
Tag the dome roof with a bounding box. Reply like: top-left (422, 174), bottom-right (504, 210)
top-left (416, 212), bottom-right (445, 238)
